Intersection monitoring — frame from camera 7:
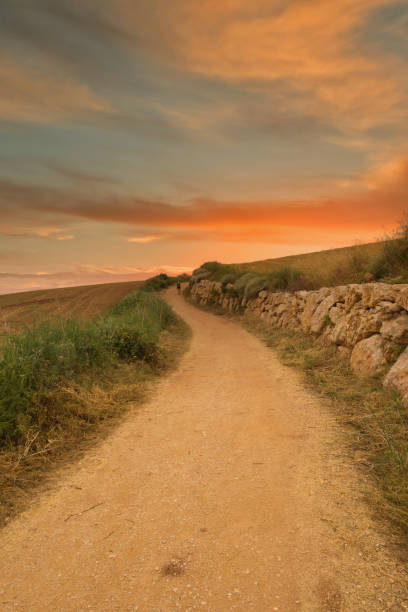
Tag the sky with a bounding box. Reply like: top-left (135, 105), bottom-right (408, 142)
top-left (1, 0), bottom-right (408, 293)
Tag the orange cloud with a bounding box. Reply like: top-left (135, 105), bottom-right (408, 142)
top-left (119, 0), bottom-right (406, 131)
top-left (0, 225), bottom-right (66, 238)
top-left (0, 53), bottom-right (111, 122)
top-left (1, 151), bottom-right (407, 246)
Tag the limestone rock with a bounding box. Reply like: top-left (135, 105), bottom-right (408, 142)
top-left (332, 286), bottom-right (348, 303)
top-left (383, 347), bottom-right (408, 404)
top-left (337, 345), bottom-right (351, 359)
top-left (361, 283), bottom-right (396, 308)
top-left (350, 335), bottom-right (387, 376)
top-left (375, 301), bottom-right (402, 315)
top-left (328, 305), bottom-right (344, 325)
top-left (345, 285), bottom-right (363, 312)
top-left (301, 288), bottom-right (330, 332)
top-left (330, 317), bottom-right (347, 345)
top-left (310, 294), bottom-right (337, 334)
top-left (344, 310), bottom-right (389, 347)
top-left (395, 286), bottom-right (408, 311)
top-left (380, 313), bottom-right (408, 344)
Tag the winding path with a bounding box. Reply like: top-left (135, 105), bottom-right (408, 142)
top-left (1, 288), bottom-right (406, 611)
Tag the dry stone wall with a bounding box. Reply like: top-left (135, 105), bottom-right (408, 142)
top-left (190, 279), bottom-right (408, 403)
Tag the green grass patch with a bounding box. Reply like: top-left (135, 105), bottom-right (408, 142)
top-left (0, 290), bottom-right (175, 445)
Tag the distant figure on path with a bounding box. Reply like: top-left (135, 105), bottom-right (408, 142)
top-left (177, 280), bottom-right (181, 294)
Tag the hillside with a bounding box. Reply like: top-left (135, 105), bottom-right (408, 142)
top-left (234, 240), bottom-right (383, 279)
top-left (194, 240), bottom-right (384, 289)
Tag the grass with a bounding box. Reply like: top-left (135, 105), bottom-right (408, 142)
top-left (369, 216), bottom-right (408, 282)
top-left (192, 241), bottom-right (384, 293)
top-left (0, 287), bottom-right (190, 525)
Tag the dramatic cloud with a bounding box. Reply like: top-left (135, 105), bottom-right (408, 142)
top-left (0, 53), bottom-right (111, 122)
top-left (118, 0), bottom-right (408, 131)
top-left (1, 151), bottom-right (407, 245)
top-left (0, 225), bottom-right (66, 238)
top-left (1, 1), bottom-right (407, 292)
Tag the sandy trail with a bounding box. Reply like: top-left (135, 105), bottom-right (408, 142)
top-left (1, 288), bottom-right (407, 611)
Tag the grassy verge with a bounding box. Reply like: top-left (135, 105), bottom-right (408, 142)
top-left (0, 289), bottom-right (190, 526)
top-left (187, 295), bottom-right (408, 545)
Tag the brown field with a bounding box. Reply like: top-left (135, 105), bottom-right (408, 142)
top-left (0, 281), bottom-right (142, 330)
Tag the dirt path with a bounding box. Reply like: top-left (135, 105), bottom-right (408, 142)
top-left (1, 288), bottom-right (407, 611)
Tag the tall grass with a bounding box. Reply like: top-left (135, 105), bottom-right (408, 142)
top-left (370, 217), bottom-right (408, 281)
top-left (0, 290), bottom-right (174, 445)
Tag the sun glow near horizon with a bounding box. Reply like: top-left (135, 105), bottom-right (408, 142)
top-left (1, 0), bottom-right (408, 293)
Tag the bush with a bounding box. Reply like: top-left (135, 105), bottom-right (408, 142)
top-left (265, 267), bottom-right (302, 291)
top-left (0, 290), bottom-right (174, 444)
top-left (220, 273), bottom-right (239, 292)
top-left (233, 273), bottom-right (257, 297)
top-left (144, 273), bottom-right (173, 291)
top-left (244, 276), bottom-right (266, 299)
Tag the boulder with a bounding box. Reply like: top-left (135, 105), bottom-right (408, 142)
top-left (395, 286), bottom-right (408, 311)
top-left (328, 305), bottom-right (344, 325)
top-left (344, 285), bottom-right (363, 312)
top-left (344, 310), bottom-right (389, 347)
top-left (375, 300), bottom-right (402, 315)
top-left (301, 288), bottom-right (330, 331)
top-left (331, 286), bottom-right (348, 303)
top-left (383, 347), bottom-right (408, 404)
top-left (310, 294), bottom-right (337, 334)
top-left (350, 335), bottom-right (387, 376)
top-left (330, 317), bottom-right (348, 345)
top-left (361, 283), bottom-right (396, 308)
top-left (380, 313), bottom-right (408, 344)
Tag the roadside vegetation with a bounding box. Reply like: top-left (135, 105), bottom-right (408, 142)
top-left (0, 278), bottom-right (190, 525)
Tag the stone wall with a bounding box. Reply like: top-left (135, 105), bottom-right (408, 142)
top-left (189, 279), bottom-right (408, 403)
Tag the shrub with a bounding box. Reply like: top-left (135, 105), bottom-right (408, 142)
top-left (144, 273), bottom-right (173, 291)
top-left (244, 276), bottom-right (266, 299)
top-left (220, 273), bottom-right (239, 292)
top-left (233, 273), bottom-right (257, 297)
top-left (265, 267), bottom-right (302, 291)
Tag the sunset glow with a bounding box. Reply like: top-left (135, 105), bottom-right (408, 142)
top-left (1, 1), bottom-right (408, 292)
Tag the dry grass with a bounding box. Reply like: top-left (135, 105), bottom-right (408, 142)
top-left (236, 240), bottom-right (383, 282)
top-left (194, 241), bottom-right (385, 292)
top-left (0, 281), bottom-right (142, 330)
